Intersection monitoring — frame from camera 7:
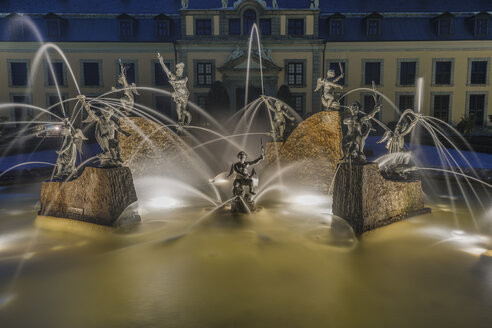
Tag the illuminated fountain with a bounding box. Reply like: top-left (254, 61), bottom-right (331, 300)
top-left (0, 19), bottom-right (491, 327)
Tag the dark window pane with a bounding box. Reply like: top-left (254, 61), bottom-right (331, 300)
top-left (400, 61), bottom-right (416, 85)
top-left (364, 95), bottom-right (381, 119)
top-left (399, 95), bottom-right (414, 111)
top-left (10, 62), bottom-right (28, 86)
top-left (119, 62), bottom-right (136, 84)
top-left (120, 20), bottom-right (133, 37)
top-left (469, 94), bottom-right (485, 125)
top-left (12, 95), bottom-right (32, 125)
top-left (83, 62), bottom-right (100, 86)
top-left (433, 95), bottom-right (449, 121)
top-left (287, 62), bottom-right (303, 86)
top-left (244, 10), bottom-right (256, 35)
top-left (435, 61), bottom-right (451, 84)
top-left (155, 95), bottom-right (172, 118)
top-left (288, 19), bottom-right (304, 36)
top-left (229, 19), bottom-right (240, 35)
top-left (46, 20), bottom-right (60, 38)
top-left (367, 19), bottom-right (380, 36)
top-left (196, 62), bottom-right (213, 86)
top-left (260, 19), bottom-right (271, 35)
top-left (439, 19), bottom-right (451, 35)
top-left (48, 95), bottom-right (66, 119)
top-left (475, 19), bottom-right (488, 35)
top-left (156, 20), bottom-right (169, 38)
top-left (293, 95), bottom-right (304, 117)
top-left (365, 62), bottom-right (380, 85)
top-left (154, 62), bottom-right (169, 86)
top-left (47, 62), bottom-right (64, 86)
top-left (329, 62), bottom-right (345, 85)
top-left (196, 19), bottom-right (212, 35)
top-left (471, 61), bottom-right (487, 84)
top-left (330, 19), bottom-right (343, 37)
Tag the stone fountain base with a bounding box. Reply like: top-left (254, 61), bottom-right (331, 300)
top-left (39, 166), bottom-right (140, 226)
top-left (332, 162), bottom-right (429, 234)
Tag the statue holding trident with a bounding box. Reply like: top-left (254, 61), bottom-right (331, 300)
top-left (315, 67), bottom-right (344, 110)
top-left (54, 118), bottom-right (88, 179)
top-left (262, 96), bottom-right (295, 141)
top-left (157, 53), bottom-right (192, 126)
top-left (78, 95), bottom-right (131, 167)
top-left (112, 59), bottom-right (139, 116)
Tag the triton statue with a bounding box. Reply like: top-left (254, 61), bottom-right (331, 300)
top-left (79, 95), bottom-right (131, 167)
top-left (112, 59), bottom-right (139, 116)
top-left (54, 119), bottom-right (87, 179)
top-left (228, 148), bottom-right (264, 213)
top-left (315, 68), bottom-right (344, 110)
top-left (262, 96), bottom-right (295, 141)
top-left (157, 53), bottom-right (192, 126)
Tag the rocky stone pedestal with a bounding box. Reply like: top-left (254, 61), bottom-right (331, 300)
top-left (231, 195), bottom-right (256, 214)
top-left (39, 166), bottom-right (140, 226)
top-left (332, 162), bottom-right (428, 234)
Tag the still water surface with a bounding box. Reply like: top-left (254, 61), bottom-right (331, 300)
top-left (0, 183), bottom-right (491, 328)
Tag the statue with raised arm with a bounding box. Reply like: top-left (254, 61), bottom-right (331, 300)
top-left (341, 99), bottom-right (381, 163)
top-left (54, 119), bottom-right (88, 179)
top-left (112, 60), bottom-right (139, 116)
top-left (222, 0), bottom-right (228, 8)
top-left (228, 150), bottom-right (264, 196)
top-left (315, 69), bottom-right (344, 110)
top-left (78, 95), bottom-right (131, 167)
top-left (157, 53), bottom-right (192, 126)
top-left (181, 0), bottom-right (189, 9)
top-left (262, 96), bottom-right (295, 141)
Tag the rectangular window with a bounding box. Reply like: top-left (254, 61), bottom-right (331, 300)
top-left (46, 20), bottom-right (60, 38)
top-left (363, 94), bottom-right (380, 119)
top-left (196, 19), bottom-right (212, 36)
top-left (435, 61), bottom-right (452, 85)
top-left (328, 62), bottom-right (345, 85)
top-left (364, 62), bottom-right (381, 85)
top-left (47, 62), bottom-right (64, 87)
top-left (439, 19), bottom-right (451, 36)
top-left (330, 19), bottom-right (343, 37)
top-left (83, 62), bottom-right (101, 86)
top-left (399, 61), bottom-right (416, 85)
top-left (399, 95), bottom-right (414, 111)
top-left (470, 61), bottom-right (487, 84)
top-left (292, 94), bottom-right (304, 117)
top-left (229, 19), bottom-right (240, 35)
top-left (288, 19), bottom-right (304, 36)
top-left (196, 62), bottom-right (213, 87)
top-left (196, 95), bottom-right (207, 109)
top-left (287, 62), bottom-right (304, 86)
top-left (155, 95), bottom-right (172, 118)
top-left (433, 95), bottom-right (450, 122)
top-left (119, 62), bottom-right (136, 85)
top-left (120, 20), bottom-right (134, 38)
top-left (367, 19), bottom-right (380, 36)
top-left (12, 95), bottom-right (32, 125)
top-left (475, 19), bottom-right (488, 36)
top-left (155, 20), bottom-right (170, 38)
top-left (10, 62), bottom-right (28, 86)
top-left (154, 62), bottom-right (169, 86)
top-left (260, 19), bottom-right (271, 35)
top-left (47, 94), bottom-right (66, 120)
top-left (469, 94), bottom-right (485, 125)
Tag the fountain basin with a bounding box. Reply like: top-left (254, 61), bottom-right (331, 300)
top-left (39, 166), bottom-right (140, 226)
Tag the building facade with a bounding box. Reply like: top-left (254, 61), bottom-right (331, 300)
top-left (0, 0), bottom-right (491, 127)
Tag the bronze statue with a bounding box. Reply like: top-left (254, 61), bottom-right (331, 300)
top-left (112, 60), bottom-right (139, 116)
top-left (262, 96), bottom-right (295, 141)
top-left (79, 95), bottom-right (131, 167)
top-left (54, 119), bottom-right (87, 179)
top-left (228, 150), bottom-right (264, 196)
top-left (315, 69), bottom-right (344, 110)
top-left (157, 53), bottom-right (192, 126)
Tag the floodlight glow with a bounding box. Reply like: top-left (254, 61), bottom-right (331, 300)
top-left (147, 196), bottom-right (181, 209)
top-left (292, 194), bottom-right (327, 207)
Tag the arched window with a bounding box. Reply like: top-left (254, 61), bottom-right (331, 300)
top-left (243, 9), bottom-right (256, 35)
